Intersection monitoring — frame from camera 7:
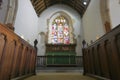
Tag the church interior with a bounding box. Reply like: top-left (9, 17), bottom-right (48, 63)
top-left (0, 0), bottom-right (120, 80)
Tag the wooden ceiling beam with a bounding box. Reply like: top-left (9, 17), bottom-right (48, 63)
top-left (36, 3), bottom-right (45, 12)
top-left (30, 0), bottom-right (91, 17)
top-left (37, 6), bottom-right (46, 15)
top-left (34, 0), bottom-right (41, 6)
top-left (31, 0), bottom-right (34, 4)
top-left (34, 0), bottom-right (44, 9)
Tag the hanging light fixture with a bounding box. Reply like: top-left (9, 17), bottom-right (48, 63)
top-left (83, 0), bottom-right (87, 5)
top-left (83, 2), bottom-right (87, 5)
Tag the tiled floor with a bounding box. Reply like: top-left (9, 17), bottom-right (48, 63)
top-left (24, 72), bottom-right (96, 80)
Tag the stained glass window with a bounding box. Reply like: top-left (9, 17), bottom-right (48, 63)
top-left (51, 16), bottom-right (70, 44)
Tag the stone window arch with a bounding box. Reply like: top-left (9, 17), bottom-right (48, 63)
top-left (47, 11), bottom-right (75, 44)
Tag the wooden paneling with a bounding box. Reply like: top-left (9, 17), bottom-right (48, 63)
top-left (0, 40), bottom-right (16, 80)
top-left (0, 34), bottom-right (5, 63)
top-left (116, 34), bottom-right (120, 56)
top-left (83, 24), bottom-right (120, 80)
top-left (0, 23), bottom-right (37, 80)
top-left (98, 44), bottom-right (110, 78)
top-left (19, 47), bottom-right (27, 75)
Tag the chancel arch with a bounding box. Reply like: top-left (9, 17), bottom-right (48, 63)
top-left (5, 0), bottom-right (18, 25)
top-left (0, 0), bottom-right (18, 29)
top-left (100, 0), bottom-right (111, 33)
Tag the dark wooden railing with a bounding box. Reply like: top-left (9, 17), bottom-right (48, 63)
top-left (83, 24), bottom-right (120, 80)
top-left (0, 23), bottom-right (37, 80)
top-left (37, 56), bottom-right (83, 67)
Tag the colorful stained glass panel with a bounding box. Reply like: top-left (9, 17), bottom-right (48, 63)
top-left (51, 16), bottom-right (70, 44)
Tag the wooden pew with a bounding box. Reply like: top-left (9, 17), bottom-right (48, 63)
top-left (83, 24), bottom-right (120, 80)
top-left (0, 23), bottom-right (37, 80)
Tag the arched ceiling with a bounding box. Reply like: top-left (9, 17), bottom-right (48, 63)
top-left (30, 0), bottom-right (90, 17)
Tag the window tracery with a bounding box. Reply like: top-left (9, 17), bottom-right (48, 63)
top-left (51, 16), bottom-right (70, 44)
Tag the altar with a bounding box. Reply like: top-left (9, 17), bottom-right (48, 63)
top-left (46, 44), bottom-right (76, 66)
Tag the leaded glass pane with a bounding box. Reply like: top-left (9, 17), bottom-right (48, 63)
top-left (51, 16), bottom-right (70, 44)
